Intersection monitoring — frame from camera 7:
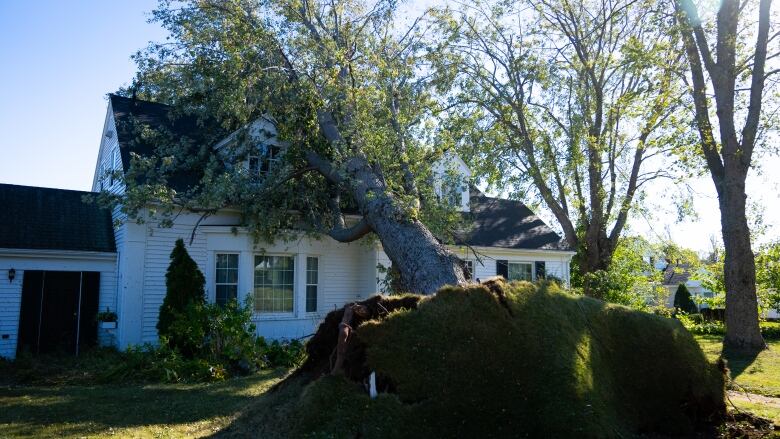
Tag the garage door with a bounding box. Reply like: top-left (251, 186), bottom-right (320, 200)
top-left (16, 271), bottom-right (100, 355)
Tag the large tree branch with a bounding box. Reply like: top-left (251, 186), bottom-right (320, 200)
top-left (740, 0), bottom-right (773, 165)
top-left (676, 1), bottom-right (726, 183)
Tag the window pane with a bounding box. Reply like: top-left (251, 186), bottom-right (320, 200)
top-left (226, 268), bottom-right (238, 283)
top-left (508, 263), bottom-right (532, 281)
top-left (254, 255), bottom-right (294, 313)
top-left (227, 254), bottom-right (238, 268)
top-left (216, 268), bottom-right (228, 283)
top-left (216, 285), bottom-right (237, 306)
top-left (306, 285), bottom-right (317, 312)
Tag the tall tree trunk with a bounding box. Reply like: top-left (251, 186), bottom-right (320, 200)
top-left (352, 159), bottom-right (465, 294)
top-left (718, 176), bottom-right (765, 353)
top-left (367, 211), bottom-right (464, 295)
top-left (308, 152), bottom-right (466, 295)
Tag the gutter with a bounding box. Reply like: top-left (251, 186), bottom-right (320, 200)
top-left (0, 248), bottom-right (117, 261)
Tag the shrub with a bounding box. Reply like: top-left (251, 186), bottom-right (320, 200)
top-left (676, 312), bottom-right (726, 335)
top-left (260, 338), bottom-right (306, 368)
top-left (674, 283), bottom-right (698, 314)
top-left (157, 238), bottom-right (206, 353)
top-left (102, 296), bottom-right (308, 383)
top-left (100, 342), bottom-right (221, 383)
top-left (580, 269), bottom-right (647, 309)
top-left (165, 297), bottom-right (266, 374)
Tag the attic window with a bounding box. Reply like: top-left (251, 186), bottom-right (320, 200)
top-left (248, 144), bottom-right (280, 176)
top-left (441, 180), bottom-right (463, 206)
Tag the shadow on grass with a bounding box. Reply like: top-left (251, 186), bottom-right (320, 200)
top-left (0, 370), bottom-right (286, 438)
top-left (723, 349), bottom-right (762, 380)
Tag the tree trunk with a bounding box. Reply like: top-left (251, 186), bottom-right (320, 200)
top-left (333, 155), bottom-right (466, 295)
top-left (718, 177), bottom-right (765, 353)
top-left (578, 227), bottom-right (615, 297)
top-left (366, 210), bottom-right (464, 295)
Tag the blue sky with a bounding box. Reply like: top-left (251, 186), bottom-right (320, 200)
top-left (0, 1), bottom-right (776, 253)
top-left (0, 0), bottom-right (164, 191)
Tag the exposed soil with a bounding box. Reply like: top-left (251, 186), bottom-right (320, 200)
top-left (288, 293), bottom-right (422, 384)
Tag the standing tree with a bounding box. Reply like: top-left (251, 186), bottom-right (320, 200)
top-left (674, 283), bottom-right (699, 314)
top-left (118, 0), bottom-right (466, 294)
top-left (158, 238), bottom-right (206, 339)
top-left (432, 0), bottom-right (689, 287)
top-left (675, 0), bottom-right (778, 352)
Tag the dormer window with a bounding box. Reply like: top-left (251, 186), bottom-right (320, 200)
top-left (432, 152), bottom-right (472, 213)
top-left (442, 180), bottom-right (464, 207)
top-left (248, 144), bottom-right (280, 176)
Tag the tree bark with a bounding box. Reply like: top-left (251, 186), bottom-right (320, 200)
top-left (306, 152), bottom-right (466, 295)
top-left (675, 0), bottom-right (769, 354)
top-left (718, 175), bottom-right (765, 353)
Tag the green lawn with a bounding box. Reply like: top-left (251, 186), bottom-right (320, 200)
top-left (0, 369), bottom-right (287, 438)
top-left (1, 335), bottom-right (779, 438)
top-left (695, 335), bottom-right (780, 397)
top-left (695, 334), bottom-right (780, 428)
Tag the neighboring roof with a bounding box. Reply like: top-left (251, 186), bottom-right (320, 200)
top-left (663, 263), bottom-right (691, 285)
top-left (456, 189), bottom-right (572, 251)
top-left (0, 184), bottom-right (116, 253)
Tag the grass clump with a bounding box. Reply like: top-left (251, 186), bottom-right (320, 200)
top-left (247, 281), bottom-right (726, 438)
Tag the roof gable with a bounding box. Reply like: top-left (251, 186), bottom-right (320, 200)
top-left (456, 189), bottom-right (571, 251)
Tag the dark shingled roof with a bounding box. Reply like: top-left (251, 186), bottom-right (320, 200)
top-left (109, 94), bottom-right (216, 191)
top-left (663, 263), bottom-right (692, 286)
top-left (456, 190), bottom-right (572, 251)
top-left (0, 184), bottom-right (116, 253)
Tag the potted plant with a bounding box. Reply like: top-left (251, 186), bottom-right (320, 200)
top-left (96, 308), bottom-right (118, 329)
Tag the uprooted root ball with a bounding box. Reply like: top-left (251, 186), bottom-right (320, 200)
top-left (263, 280), bottom-right (730, 438)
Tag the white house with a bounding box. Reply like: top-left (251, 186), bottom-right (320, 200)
top-left (0, 94), bottom-right (574, 359)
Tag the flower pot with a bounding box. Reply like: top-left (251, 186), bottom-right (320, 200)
top-left (100, 321), bottom-right (117, 329)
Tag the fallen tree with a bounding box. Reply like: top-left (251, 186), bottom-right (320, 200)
top-left (243, 280), bottom-right (729, 437)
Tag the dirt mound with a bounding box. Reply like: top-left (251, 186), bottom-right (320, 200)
top-left (260, 280), bottom-right (729, 437)
top-left (294, 293), bottom-right (422, 382)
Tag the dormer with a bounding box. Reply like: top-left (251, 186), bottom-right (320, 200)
top-left (432, 152), bottom-right (472, 212)
top-left (213, 117), bottom-right (283, 176)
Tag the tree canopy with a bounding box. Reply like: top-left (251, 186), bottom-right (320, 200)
top-left (430, 0), bottom-right (691, 280)
top-left (115, 0), bottom-right (470, 293)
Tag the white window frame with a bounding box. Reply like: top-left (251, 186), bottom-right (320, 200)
top-left (507, 261), bottom-right (534, 282)
top-left (252, 253), bottom-right (296, 316)
top-left (464, 260), bottom-right (474, 281)
top-left (247, 143), bottom-right (281, 176)
top-left (305, 256), bottom-right (319, 313)
top-left (214, 252), bottom-right (240, 305)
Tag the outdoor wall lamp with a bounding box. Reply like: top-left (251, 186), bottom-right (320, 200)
top-left (8, 268), bottom-right (15, 283)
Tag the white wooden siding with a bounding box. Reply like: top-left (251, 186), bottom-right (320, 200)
top-left (0, 253), bottom-right (117, 359)
top-left (91, 105), bottom-right (125, 196)
top-left (0, 268), bottom-right (23, 359)
top-left (140, 218), bottom-right (207, 344)
top-left (375, 246), bottom-right (573, 290)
